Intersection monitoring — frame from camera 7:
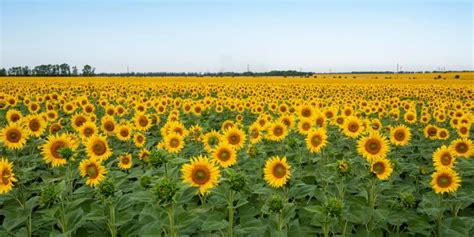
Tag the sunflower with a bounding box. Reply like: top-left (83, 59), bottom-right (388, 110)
top-left (49, 123), bottom-right (62, 134)
top-left (133, 133), bottom-right (146, 148)
top-left (138, 148), bottom-right (151, 161)
top-left (223, 127), bottom-right (246, 150)
top-left (266, 121), bottom-right (288, 142)
top-left (357, 132), bottom-right (390, 162)
top-left (85, 135), bottom-right (113, 161)
top-left (342, 116), bottom-right (364, 138)
top-left (432, 145), bottom-right (456, 170)
top-left (79, 121), bottom-right (98, 140)
top-left (118, 153), bottom-right (133, 170)
top-left (297, 118), bottom-right (314, 135)
top-left (6, 109), bottom-right (22, 124)
top-left (248, 123), bottom-right (263, 144)
top-left (305, 128), bottom-right (328, 153)
top-left (202, 130), bottom-right (222, 152)
top-left (115, 124), bottom-right (132, 142)
top-left (298, 105), bottom-right (315, 119)
top-left (263, 156), bottom-right (291, 188)
top-left (430, 168), bottom-right (461, 194)
top-left (163, 133), bottom-right (185, 153)
top-left (370, 157), bottom-right (393, 180)
top-left (423, 125), bottom-right (438, 140)
top-left (403, 111), bottom-right (417, 124)
top-left (0, 124), bottom-right (27, 150)
top-left (79, 159), bottom-right (107, 187)
top-left (0, 158), bottom-right (17, 194)
top-left (436, 128), bottom-right (450, 140)
top-left (134, 113), bottom-right (152, 131)
top-left (389, 125), bottom-right (411, 146)
top-left (456, 124), bottom-right (470, 138)
top-left (101, 116), bottom-right (116, 135)
top-left (211, 143), bottom-right (237, 168)
top-left (181, 155), bottom-right (220, 194)
top-left (71, 113), bottom-right (88, 131)
top-left (449, 138), bottom-right (473, 158)
top-left (24, 115), bottom-right (46, 137)
top-left (41, 134), bottom-right (74, 167)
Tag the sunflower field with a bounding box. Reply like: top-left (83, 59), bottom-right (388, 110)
top-left (0, 75), bottom-right (473, 237)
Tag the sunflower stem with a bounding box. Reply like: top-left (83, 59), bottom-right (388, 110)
top-left (323, 221), bottom-right (329, 237)
top-left (227, 190), bottom-right (235, 237)
top-left (436, 194), bottom-right (444, 237)
top-left (108, 202), bottom-right (117, 237)
top-left (166, 204), bottom-right (177, 237)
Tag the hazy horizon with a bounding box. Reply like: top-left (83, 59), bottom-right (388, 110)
top-left (1, 0), bottom-right (473, 73)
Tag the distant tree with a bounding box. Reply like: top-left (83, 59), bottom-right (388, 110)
top-left (82, 65), bottom-right (95, 76)
top-left (59, 63), bottom-right (70, 76)
top-left (72, 66), bottom-right (78, 76)
top-left (0, 68), bottom-right (6, 76)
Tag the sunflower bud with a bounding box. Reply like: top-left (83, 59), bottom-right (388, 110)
top-left (140, 175), bottom-right (152, 188)
top-left (153, 178), bottom-right (179, 204)
top-left (268, 195), bottom-right (284, 213)
top-left (40, 185), bottom-right (60, 207)
top-left (96, 179), bottom-right (115, 200)
top-left (324, 197), bottom-right (344, 217)
top-left (399, 192), bottom-right (416, 209)
top-left (150, 149), bottom-right (167, 167)
top-left (337, 160), bottom-right (350, 174)
top-left (228, 171), bottom-right (246, 192)
top-left (419, 166), bottom-right (429, 175)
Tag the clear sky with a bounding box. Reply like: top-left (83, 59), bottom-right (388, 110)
top-left (1, 0), bottom-right (472, 73)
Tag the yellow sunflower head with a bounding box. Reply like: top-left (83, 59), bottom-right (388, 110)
top-left (0, 158), bottom-right (17, 194)
top-left (181, 155), bottom-right (220, 195)
top-left (449, 138), bottom-right (473, 158)
top-left (342, 116), bottom-right (364, 138)
top-left (263, 156), bottom-right (291, 188)
top-left (389, 125), bottom-right (411, 146)
top-left (163, 133), bottom-right (185, 154)
top-left (118, 153), bottom-right (133, 170)
top-left (41, 133), bottom-right (74, 167)
top-left (85, 134), bottom-right (113, 161)
top-left (211, 143), bottom-right (237, 168)
top-left (133, 133), bottom-right (146, 148)
top-left (432, 145), bottom-right (456, 170)
top-left (79, 159), bottom-right (107, 187)
top-left (79, 121), bottom-right (98, 140)
top-left (266, 121), bottom-right (288, 142)
top-left (223, 127), bottom-right (246, 150)
top-left (430, 167), bottom-right (461, 194)
top-left (357, 132), bottom-right (390, 162)
top-left (115, 124), bottom-right (132, 142)
top-left (305, 128), bottom-right (328, 154)
top-left (370, 157), bottom-right (393, 180)
top-left (1, 124), bottom-right (27, 150)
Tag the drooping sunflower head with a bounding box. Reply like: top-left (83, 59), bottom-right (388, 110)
top-left (224, 127), bottom-right (246, 150)
top-left (118, 153), bottom-right (133, 170)
top-left (86, 135), bottom-right (112, 161)
top-left (263, 156), bottom-right (291, 188)
top-left (449, 138), bottom-right (473, 158)
top-left (0, 158), bottom-right (17, 194)
top-left (390, 125), bottom-right (411, 146)
top-left (181, 155), bottom-right (220, 195)
top-left (211, 143), bottom-right (237, 168)
top-left (430, 167), bottom-right (461, 194)
top-left (357, 132), bottom-right (390, 162)
top-left (305, 128), bottom-right (328, 154)
top-left (1, 124), bottom-right (27, 150)
top-left (79, 159), bottom-right (107, 187)
top-left (432, 145), bottom-right (456, 170)
top-left (370, 157), bottom-right (393, 181)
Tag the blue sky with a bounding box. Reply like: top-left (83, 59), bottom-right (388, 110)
top-left (1, 0), bottom-right (472, 73)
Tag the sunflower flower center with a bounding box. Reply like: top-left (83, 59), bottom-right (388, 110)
top-left (219, 150), bottom-right (230, 161)
top-left (348, 122), bottom-right (359, 132)
top-left (2, 169), bottom-right (11, 185)
top-left (273, 126), bottom-right (284, 136)
top-left (273, 164), bottom-right (287, 178)
top-left (456, 143), bottom-right (467, 153)
top-left (192, 168), bottom-right (210, 185)
top-left (437, 175), bottom-right (451, 188)
top-left (365, 139), bottom-right (381, 154)
top-left (7, 129), bottom-right (21, 143)
top-left (170, 138), bottom-right (179, 148)
top-left (92, 141), bottom-right (107, 156)
top-left (29, 119), bottom-right (40, 131)
top-left (311, 135), bottom-right (321, 147)
top-left (86, 165), bottom-right (99, 178)
top-left (440, 153), bottom-right (452, 166)
top-left (373, 162), bottom-right (384, 174)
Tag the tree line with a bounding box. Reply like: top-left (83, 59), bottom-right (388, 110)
top-left (0, 64), bottom-right (95, 76)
